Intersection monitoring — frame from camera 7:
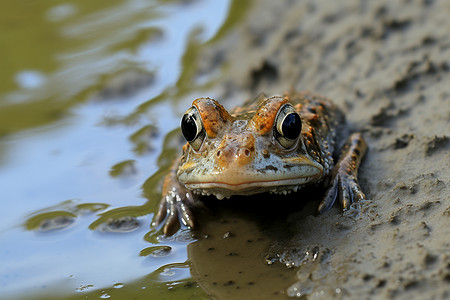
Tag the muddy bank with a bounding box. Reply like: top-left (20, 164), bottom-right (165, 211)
top-left (188, 0), bottom-right (450, 299)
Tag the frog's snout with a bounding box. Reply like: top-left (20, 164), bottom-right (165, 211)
top-left (215, 133), bottom-right (255, 167)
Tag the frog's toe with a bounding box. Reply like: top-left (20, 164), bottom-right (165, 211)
top-left (153, 194), bottom-right (179, 235)
top-left (318, 176), bottom-right (339, 213)
top-left (338, 175), bottom-right (366, 210)
top-left (179, 199), bottom-right (195, 229)
top-left (164, 199), bottom-right (196, 235)
top-left (338, 175), bottom-right (353, 210)
top-left (153, 197), bottom-right (168, 227)
top-left (319, 174), bottom-right (366, 213)
top-left (350, 177), bottom-right (366, 202)
top-left (163, 198), bottom-right (180, 235)
top-left (153, 191), bottom-right (196, 236)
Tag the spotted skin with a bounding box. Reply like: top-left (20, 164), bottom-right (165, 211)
top-left (154, 91), bottom-right (367, 235)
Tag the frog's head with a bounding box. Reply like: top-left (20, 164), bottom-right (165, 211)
top-left (176, 96), bottom-right (324, 199)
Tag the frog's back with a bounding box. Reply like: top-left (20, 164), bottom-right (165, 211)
top-left (230, 93), bottom-right (268, 118)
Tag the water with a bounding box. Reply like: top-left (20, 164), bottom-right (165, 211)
top-left (0, 1), bottom-right (240, 298)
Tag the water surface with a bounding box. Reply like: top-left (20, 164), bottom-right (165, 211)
top-left (0, 1), bottom-right (249, 298)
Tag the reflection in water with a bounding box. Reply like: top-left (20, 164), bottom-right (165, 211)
top-left (24, 199), bottom-right (109, 231)
top-left (0, 0), bottom-right (246, 299)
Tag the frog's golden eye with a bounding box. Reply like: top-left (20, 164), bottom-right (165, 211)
top-left (274, 104), bottom-right (302, 148)
top-left (181, 107), bottom-right (205, 151)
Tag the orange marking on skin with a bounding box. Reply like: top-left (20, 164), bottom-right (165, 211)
top-left (247, 96), bottom-right (288, 135)
top-left (294, 103), bottom-right (303, 112)
top-left (193, 98), bottom-right (232, 138)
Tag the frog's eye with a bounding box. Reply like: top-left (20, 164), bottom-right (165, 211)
top-left (181, 107), bottom-right (205, 151)
top-left (274, 104), bottom-right (302, 148)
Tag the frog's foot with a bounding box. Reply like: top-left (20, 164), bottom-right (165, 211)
top-left (152, 160), bottom-right (197, 235)
top-left (153, 187), bottom-right (196, 235)
top-left (318, 133), bottom-right (367, 213)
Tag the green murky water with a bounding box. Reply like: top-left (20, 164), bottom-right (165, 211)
top-left (0, 1), bottom-right (253, 299)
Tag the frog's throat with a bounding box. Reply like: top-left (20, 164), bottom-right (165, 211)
top-left (183, 171), bottom-right (322, 200)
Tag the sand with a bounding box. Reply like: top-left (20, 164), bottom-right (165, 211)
top-left (187, 0), bottom-right (450, 299)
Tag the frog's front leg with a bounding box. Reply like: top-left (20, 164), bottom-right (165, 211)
top-left (318, 133), bottom-right (368, 213)
top-left (153, 158), bottom-right (197, 235)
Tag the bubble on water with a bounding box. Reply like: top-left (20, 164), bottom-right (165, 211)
top-left (161, 267), bottom-right (175, 276)
top-left (287, 280), bottom-right (314, 297)
top-left (15, 70), bottom-right (47, 89)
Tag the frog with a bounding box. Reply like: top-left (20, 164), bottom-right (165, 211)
top-left (153, 91), bottom-right (367, 235)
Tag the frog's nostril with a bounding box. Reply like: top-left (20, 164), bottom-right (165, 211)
top-left (237, 148), bottom-right (251, 158)
top-left (216, 150), bottom-right (221, 157)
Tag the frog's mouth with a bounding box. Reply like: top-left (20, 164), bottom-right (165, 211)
top-left (184, 174), bottom-right (321, 200)
top-left (179, 154), bottom-right (324, 199)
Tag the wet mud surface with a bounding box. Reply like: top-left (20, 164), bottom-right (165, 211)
top-left (186, 0), bottom-right (450, 299)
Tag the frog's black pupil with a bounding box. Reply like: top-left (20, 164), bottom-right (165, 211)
top-left (181, 114), bottom-right (197, 142)
top-left (282, 113), bottom-right (301, 140)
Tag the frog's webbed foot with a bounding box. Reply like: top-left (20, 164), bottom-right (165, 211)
top-left (318, 133), bottom-right (367, 213)
top-left (152, 163), bottom-right (197, 235)
top-left (319, 173), bottom-right (366, 212)
top-left (153, 187), bottom-right (197, 235)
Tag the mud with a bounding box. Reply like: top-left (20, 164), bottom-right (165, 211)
top-left (187, 0), bottom-right (450, 299)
